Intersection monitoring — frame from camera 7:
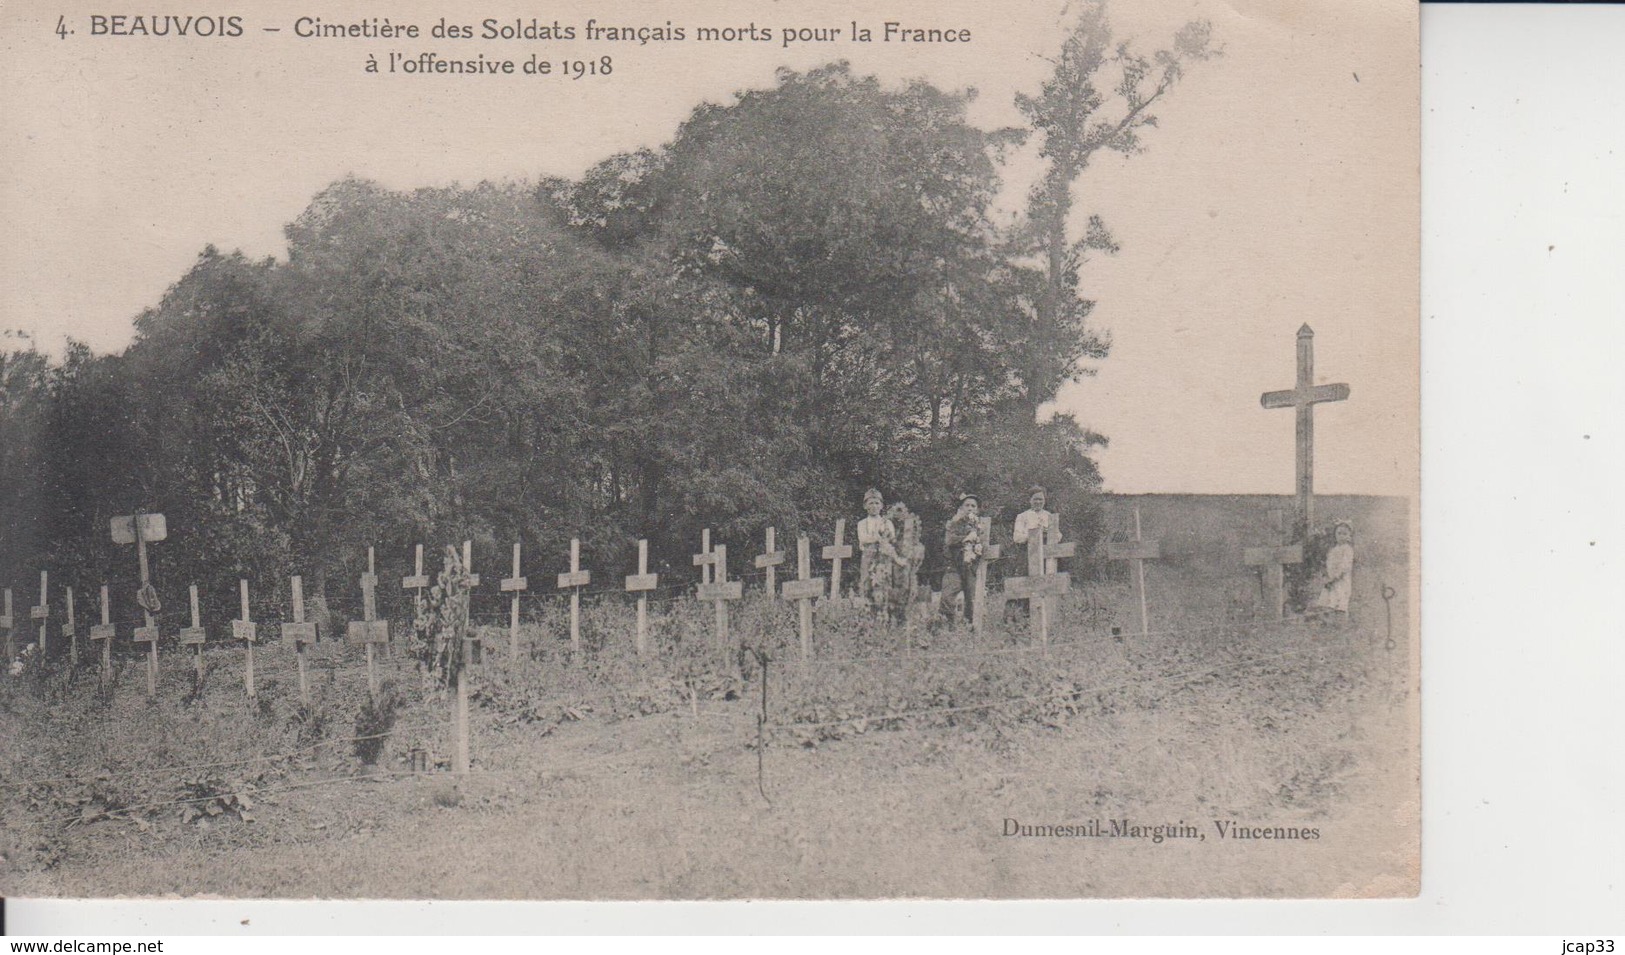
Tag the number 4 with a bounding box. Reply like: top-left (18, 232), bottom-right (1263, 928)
top-left (56, 15), bottom-right (68, 38)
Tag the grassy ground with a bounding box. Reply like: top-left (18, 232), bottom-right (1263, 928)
top-left (0, 499), bottom-right (1416, 899)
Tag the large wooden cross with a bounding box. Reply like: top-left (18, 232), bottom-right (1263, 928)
top-left (557, 538), bottom-right (591, 655)
top-left (971, 517), bottom-right (1002, 636)
top-left (625, 539), bottom-right (659, 657)
top-left (780, 535), bottom-right (826, 661)
top-left (1106, 507), bottom-right (1160, 637)
top-left (347, 547), bottom-right (390, 697)
top-left (233, 579), bottom-right (258, 701)
top-left (1260, 324), bottom-right (1350, 532)
top-left (1003, 526), bottom-right (1071, 649)
top-left (755, 526), bottom-right (785, 596)
top-left (1244, 508), bottom-right (1303, 620)
top-left (179, 583), bottom-right (207, 693)
top-left (90, 584), bottom-right (114, 690)
top-left (30, 571), bottom-right (49, 659)
top-left (697, 543), bottom-right (744, 658)
top-left (500, 542), bottom-right (528, 659)
top-left (822, 518), bottom-right (853, 601)
top-left (282, 575), bottom-right (318, 705)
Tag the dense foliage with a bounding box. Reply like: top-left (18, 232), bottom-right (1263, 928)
top-left (0, 8), bottom-right (1212, 623)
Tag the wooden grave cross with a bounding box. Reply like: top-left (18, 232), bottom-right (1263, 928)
top-left (500, 542), bottom-right (528, 660)
top-left (1260, 323), bottom-right (1351, 533)
top-left (89, 584), bottom-right (115, 689)
top-left (779, 535), bottom-right (827, 661)
top-left (403, 544), bottom-right (430, 596)
top-left (113, 511), bottom-right (167, 698)
top-left (1244, 508), bottom-right (1303, 620)
top-left (131, 604), bottom-right (161, 701)
top-left (2, 588), bottom-right (13, 672)
top-left (178, 583), bottom-right (207, 693)
top-left (696, 542), bottom-right (743, 657)
top-left (401, 544), bottom-right (430, 658)
top-left (64, 586), bottom-right (77, 668)
top-left (30, 571), bottom-right (50, 659)
top-left (971, 517), bottom-right (1003, 636)
top-left (822, 518), bottom-right (853, 601)
top-left (233, 579), bottom-right (258, 701)
top-left (557, 538), bottom-right (591, 654)
top-left (449, 543), bottom-right (479, 775)
top-left (692, 528), bottom-right (716, 585)
top-left (1003, 525), bottom-right (1071, 649)
top-left (347, 547), bottom-right (391, 698)
top-left (282, 575), bottom-right (318, 705)
top-left (1106, 506), bottom-right (1161, 637)
top-left (624, 539), bottom-right (659, 657)
top-left (755, 527), bottom-right (786, 596)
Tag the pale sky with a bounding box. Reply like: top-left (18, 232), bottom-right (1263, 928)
top-left (0, 0), bottom-right (1418, 496)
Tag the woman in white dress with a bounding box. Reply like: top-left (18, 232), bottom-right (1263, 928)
top-left (1311, 520), bottom-right (1354, 616)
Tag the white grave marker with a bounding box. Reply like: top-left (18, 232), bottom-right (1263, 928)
top-left (624, 539), bottom-right (659, 657)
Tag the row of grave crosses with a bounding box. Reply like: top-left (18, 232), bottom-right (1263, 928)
top-left (1, 515), bottom-right (1096, 696)
top-left (15, 493), bottom-right (1363, 703)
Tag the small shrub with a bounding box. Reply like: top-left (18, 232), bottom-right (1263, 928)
top-left (354, 688), bottom-right (399, 765)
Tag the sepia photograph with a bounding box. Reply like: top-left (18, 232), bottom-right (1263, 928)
top-left (0, 0), bottom-right (1419, 900)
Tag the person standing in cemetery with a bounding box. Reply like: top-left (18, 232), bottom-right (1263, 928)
top-left (1012, 486), bottom-right (1059, 565)
top-left (857, 488), bottom-right (900, 615)
top-left (888, 500), bottom-right (926, 625)
top-left (1008, 486), bottom-right (1058, 620)
top-left (938, 494), bottom-right (983, 625)
top-left (1311, 520), bottom-right (1355, 618)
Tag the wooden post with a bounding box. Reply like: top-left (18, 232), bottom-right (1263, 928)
top-left (346, 547), bottom-right (390, 699)
top-left (500, 542), bottom-right (528, 660)
top-left (1261, 324), bottom-right (1351, 534)
top-left (1106, 507), bottom-right (1161, 637)
top-left (755, 527), bottom-right (785, 596)
top-left (461, 540), bottom-right (481, 588)
top-left (461, 539), bottom-right (482, 665)
top-left (972, 517), bottom-right (1003, 636)
top-left (822, 518), bottom-right (853, 601)
top-left (132, 605), bottom-right (160, 701)
top-left (282, 576), bottom-right (318, 706)
top-left (2, 584), bottom-right (14, 675)
top-left (65, 586), bottom-right (77, 668)
top-left (624, 539), bottom-right (659, 657)
top-left (401, 544), bottom-right (429, 658)
top-left (556, 538), bottom-right (591, 655)
top-left (1043, 521), bottom-right (1076, 630)
top-left (2, 588), bottom-right (13, 670)
top-left (233, 579), bottom-right (258, 701)
top-left (779, 535), bottom-right (826, 662)
top-left (1244, 508), bottom-right (1304, 620)
top-left (455, 543), bottom-right (474, 776)
top-left (178, 583), bottom-right (207, 693)
top-left (696, 543), bottom-right (743, 659)
top-left (90, 585), bottom-right (114, 690)
top-left (30, 571), bottom-right (49, 659)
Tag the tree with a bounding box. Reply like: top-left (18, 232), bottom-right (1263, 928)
top-left (1011, 1), bottom-right (1217, 416)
